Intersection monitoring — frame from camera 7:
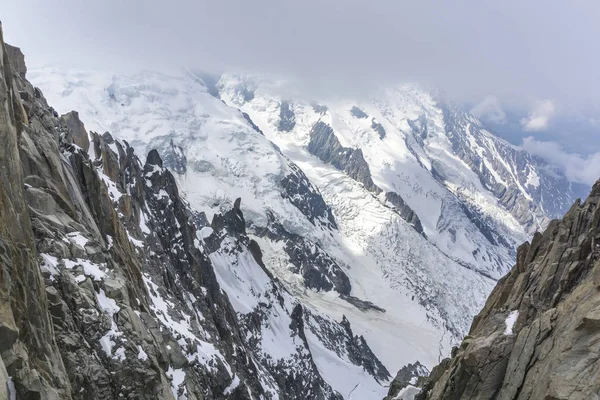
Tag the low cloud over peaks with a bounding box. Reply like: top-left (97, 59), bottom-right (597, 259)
top-left (521, 137), bottom-right (600, 185)
top-left (521, 100), bottom-right (555, 131)
top-left (470, 96), bottom-right (507, 124)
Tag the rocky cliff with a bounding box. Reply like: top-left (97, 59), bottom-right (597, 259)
top-left (0, 22), bottom-right (389, 399)
top-left (405, 181), bottom-right (600, 399)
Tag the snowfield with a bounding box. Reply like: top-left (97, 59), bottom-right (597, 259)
top-left (29, 66), bottom-right (587, 398)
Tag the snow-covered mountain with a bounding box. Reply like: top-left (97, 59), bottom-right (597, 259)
top-left (26, 66), bottom-right (588, 398)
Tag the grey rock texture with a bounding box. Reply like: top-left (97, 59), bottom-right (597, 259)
top-left (385, 192), bottom-right (424, 235)
top-left (254, 213), bottom-right (351, 295)
top-left (280, 161), bottom-right (337, 229)
top-left (371, 118), bottom-right (386, 139)
top-left (0, 24), bottom-right (388, 400)
top-left (160, 139), bottom-right (187, 174)
top-left (278, 101), bottom-right (296, 132)
top-left (60, 110), bottom-right (90, 151)
top-left (384, 362), bottom-right (429, 400)
top-left (415, 182), bottom-right (600, 400)
top-left (0, 24), bottom-right (71, 400)
top-left (308, 121), bottom-right (380, 194)
top-left (350, 106), bottom-right (368, 119)
top-left (5, 43), bottom-right (26, 79)
top-left (241, 111), bottom-right (264, 135)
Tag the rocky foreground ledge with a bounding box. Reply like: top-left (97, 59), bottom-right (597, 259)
top-left (387, 181), bottom-right (600, 399)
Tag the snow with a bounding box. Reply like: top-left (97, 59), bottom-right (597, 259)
top-left (66, 231), bottom-right (89, 248)
top-left (7, 376), bottom-right (16, 400)
top-left (304, 321), bottom-right (387, 399)
top-left (95, 288), bottom-right (123, 357)
top-left (99, 331), bottom-right (117, 357)
top-left (143, 274), bottom-right (232, 374)
top-left (106, 235), bottom-right (114, 249)
top-left (167, 366), bottom-right (187, 400)
top-left (29, 66), bottom-right (561, 396)
top-left (113, 346), bottom-right (126, 361)
top-left (224, 375), bottom-right (241, 396)
top-left (504, 310), bottom-right (519, 335)
top-left (210, 239), bottom-right (300, 361)
top-left (127, 232), bottom-right (144, 248)
top-left (97, 289), bottom-right (121, 316)
top-left (137, 345), bottom-right (148, 361)
top-left (199, 226), bottom-right (214, 239)
top-left (98, 170), bottom-right (123, 202)
top-left (393, 385), bottom-right (421, 400)
top-left (39, 253), bottom-right (59, 278)
top-left (139, 212), bottom-right (151, 235)
top-left (64, 258), bottom-right (107, 281)
top-left (526, 168), bottom-right (541, 188)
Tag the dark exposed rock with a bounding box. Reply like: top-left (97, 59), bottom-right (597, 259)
top-left (160, 139), bottom-right (187, 174)
top-left (307, 313), bottom-right (391, 384)
top-left (416, 182), bottom-right (600, 400)
top-left (60, 111), bottom-right (90, 151)
top-left (278, 101), bottom-right (296, 132)
top-left (281, 161), bottom-right (337, 229)
top-left (385, 192), bottom-right (424, 235)
top-left (0, 24), bottom-right (71, 400)
top-left (5, 43), bottom-right (26, 79)
top-left (437, 102), bottom-right (588, 233)
top-left (350, 106), bottom-right (368, 119)
top-left (242, 111), bottom-right (264, 135)
top-left (311, 103), bottom-right (328, 115)
top-left (384, 361), bottom-right (429, 400)
top-left (340, 295), bottom-right (386, 313)
top-left (308, 121), bottom-right (380, 193)
top-left (371, 118), bottom-right (386, 139)
top-left (254, 214), bottom-right (351, 295)
top-left (407, 115), bottom-right (428, 142)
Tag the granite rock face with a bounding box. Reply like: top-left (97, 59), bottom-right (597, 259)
top-left (60, 110), bottom-right (90, 151)
top-left (0, 23), bottom-right (71, 400)
top-left (5, 43), bottom-right (26, 79)
top-left (414, 182), bottom-right (600, 400)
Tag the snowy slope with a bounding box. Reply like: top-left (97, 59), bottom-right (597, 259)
top-left (216, 75), bottom-right (587, 278)
top-left (28, 67), bottom-right (581, 397)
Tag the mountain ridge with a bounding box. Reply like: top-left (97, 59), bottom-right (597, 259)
top-left (0, 20), bottom-right (592, 399)
top-left (0, 24), bottom-right (390, 399)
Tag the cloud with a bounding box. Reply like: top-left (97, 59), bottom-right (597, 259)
top-left (470, 96), bottom-right (506, 124)
top-left (521, 100), bottom-right (555, 131)
top-left (521, 137), bottom-right (600, 185)
top-left (2, 0), bottom-right (600, 110)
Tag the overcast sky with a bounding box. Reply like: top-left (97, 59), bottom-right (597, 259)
top-left (2, 0), bottom-right (600, 182)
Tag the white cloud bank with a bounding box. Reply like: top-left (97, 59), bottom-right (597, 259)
top-left (470, 96), bottom-right (507, 124)
top-left (522, 137), bottom-right (600, 185)
top-left (521, 100), bottom-right (555, 131)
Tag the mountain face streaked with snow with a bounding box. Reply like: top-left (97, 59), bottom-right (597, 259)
top-left (25, 66), bottom-right (588, 399)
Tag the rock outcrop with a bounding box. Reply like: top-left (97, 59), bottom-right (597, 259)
top-left (0, 22), bottom-right (389, 400)
top-left (278, 101), bottom-right (296, 132)
top-left (413, 181), bottom-right (600, 399)
top-left (308, 121), bottom-right (424, 233)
